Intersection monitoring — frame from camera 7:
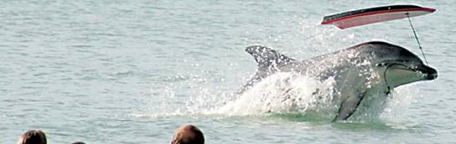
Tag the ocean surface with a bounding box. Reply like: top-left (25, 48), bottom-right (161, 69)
top-left (1, 0), bottom-right (455, 143)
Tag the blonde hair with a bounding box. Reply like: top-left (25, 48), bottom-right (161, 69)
top-left (17, 130), bottom-right (47, 144)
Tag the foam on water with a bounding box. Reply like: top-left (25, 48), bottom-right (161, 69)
top-left (380, 85), bottom-right (420, 128)
top-left (215, 72), bottom-right (337, 117)
top-left (139, 69), bottom-right (418, 124)
top-left (135, 74), bottom-right (337, 121)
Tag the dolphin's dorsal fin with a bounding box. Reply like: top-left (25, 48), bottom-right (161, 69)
top-left (237, 45), bottom-right (296, 93)
top-left (245, 45), bottom-right (295, 69)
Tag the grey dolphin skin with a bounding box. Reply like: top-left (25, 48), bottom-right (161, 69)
top-left (241, 41), bottom-right (437, 121)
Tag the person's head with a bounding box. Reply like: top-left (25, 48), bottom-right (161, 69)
top-left (72, 142), bottom-right (85, 144)
top-left (17, 130), bottom-right (47, 144)
top-left (171, 124), bottom-right (204, 144)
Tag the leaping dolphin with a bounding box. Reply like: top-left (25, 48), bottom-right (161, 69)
top-left (241, 41), bottom-right (437, 121)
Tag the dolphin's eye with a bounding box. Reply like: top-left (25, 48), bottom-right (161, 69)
top-left (376, 63), bottom-right (387, 67)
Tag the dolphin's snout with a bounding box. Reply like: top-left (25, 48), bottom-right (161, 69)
top-left (416, 65), bottom-right (437, 80)
top-left (426, 67), bottom-right (438, 80)
top-left (427, 72), bottom-right (438, 80)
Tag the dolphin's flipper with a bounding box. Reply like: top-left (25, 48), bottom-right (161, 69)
top-left (333, 92), bottom-right (366, 121)
top-left (237, 46), bottom-right (296, 93)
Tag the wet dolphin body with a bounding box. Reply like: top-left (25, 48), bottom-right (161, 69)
top-left (241, 41), bottom-right (437, 121)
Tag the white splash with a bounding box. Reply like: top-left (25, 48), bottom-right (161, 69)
top-left (214, 72), bottom-right (338, 117)
top-left (380, 85), bottom-right (416, 121)
top-left (138, 71), bottom-right (416, 124)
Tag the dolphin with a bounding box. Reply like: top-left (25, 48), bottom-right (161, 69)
top-left (240, 41), bottom-right (437, 121)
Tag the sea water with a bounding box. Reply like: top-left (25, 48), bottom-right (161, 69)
top-left (1, 0), bottom-right (455, 143)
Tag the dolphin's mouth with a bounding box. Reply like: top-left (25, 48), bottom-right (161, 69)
top-left (381, 63), bottom-right (437, 88)
top-left (386, 63), bottom-right (438, 80)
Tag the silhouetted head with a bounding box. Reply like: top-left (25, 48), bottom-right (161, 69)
top-left (171, 125), bottom-right (204, 144)
top-left (72, 142), bottom-right (85, 144)
top-left (17, 130), bottom-right (47, 144)
top-left (357, 41), bottom-right (437, 87)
